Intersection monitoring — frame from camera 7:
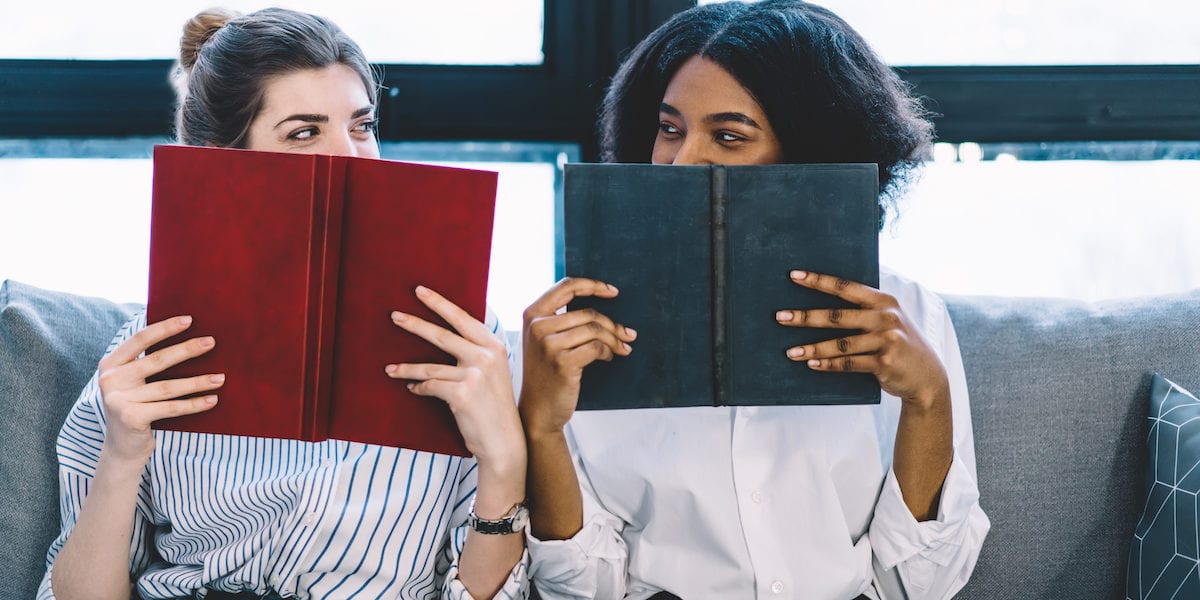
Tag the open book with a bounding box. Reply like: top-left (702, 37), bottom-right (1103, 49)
top-left (146, 145), bottom-right (497, 456)
top-left (564, 163), bottom-right (881, 410)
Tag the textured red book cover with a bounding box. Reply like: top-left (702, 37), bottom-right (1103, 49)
top-left (146, 145), bottom-right (496, 456)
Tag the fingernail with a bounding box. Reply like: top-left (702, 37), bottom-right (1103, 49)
top-left (179, 316), bottom-right (193, 326)
top-left (199, 336), bottom-right (215, 348)
top-left (606, 283), bottom-right (618, 292)
top-left (209, 374), bottom-right (225, 384)
top-left (624, 327), bottom-right (637, 338)
top-left (807, 359), bottom-right (820, 368)
top-left (787, 347), bottom-right (805, 359)
top-left (791, 270), bottom-right (807, 281)
top-left (391, 311), bottom-right (407, 322)
top-left (776, 311), bottom-right (793, 322)
top-left (204, 395), bottom-right (218, 404)
top-left (406, 382), bottom-right (415, 390)
top-left (385, 364), bottom-right (397, 374)
top-left (415, 286), bottom-right (430, 298)
top-left (622, 343), bottom-right (633, 353)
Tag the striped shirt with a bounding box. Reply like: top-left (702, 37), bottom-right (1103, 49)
top-left (39, 310), bottom-right (528, 600)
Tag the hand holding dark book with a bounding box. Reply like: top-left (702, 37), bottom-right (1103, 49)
top-left (517, 277), bottom-right (636, 436)
top-left (779, 269), bottom-right (951, 412)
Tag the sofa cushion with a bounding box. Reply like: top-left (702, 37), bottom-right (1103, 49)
top-left (1127, 375), bottom-right (1200, 599)
top-left (0, 280), bottom-right (139, 600)
top-left (947, 290), bottom-right (1200, 600)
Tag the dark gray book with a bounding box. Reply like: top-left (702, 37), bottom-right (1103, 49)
top-left (564, 163), bottom-right (881, 410)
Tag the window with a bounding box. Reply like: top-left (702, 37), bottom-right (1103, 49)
top-left (809, 0), bottom-right (1200, 66)
top-left (0, 139), bottom-right (575, 328)
top-left (2, 1), bottom-right (544, 64)
top-left (882, 142), bottom-right (1200, 300)
top-left (0, 0), bottom-right (691, 324)
top-left (699, 0), bottom-right (1200, 302)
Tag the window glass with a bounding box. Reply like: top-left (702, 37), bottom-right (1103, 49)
top-left (882, 143), bottom-right (1200, 300)
top-left (0, 140), bottom-right (572, 329)
top-left (1, 1), bottom-right (544, 64)
top-left (700, 0), bottom-right (1200, 65)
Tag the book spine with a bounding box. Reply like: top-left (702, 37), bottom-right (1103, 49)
top-left (711, 165), bottom-right (729, 407)
top-left (300, 156), bottom-right (345, 442)
top-left (308, 157), bottom-right (347, 442)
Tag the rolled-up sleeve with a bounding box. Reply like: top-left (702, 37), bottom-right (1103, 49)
top-left (526, 427), bottom-right (629, 600)
top-left (868, 298), bottom-right (990, 599)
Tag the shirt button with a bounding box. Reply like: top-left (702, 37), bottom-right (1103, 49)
top-left (302, 512), bottom-right (318, 527)
top-left (751, 490), bottom-right (763, 504)
top-left (770, 580), bottom-right (784, 594)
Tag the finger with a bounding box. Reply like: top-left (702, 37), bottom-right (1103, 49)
top-left (102, 316), bottom-right (196, 369)
top-left (145, 395), bottom-right (220, 421)
top-left (391, 310), bottom-right (476, 359)
top-left (411, 286), bottom-right (495, 347)
top-left (385, 363), bottom-right (464, 382)
top-left (806, 355), bottom-right (879, 374)
top-left (789, 271), bottom-right (886, 308)
top-left (775, 308), bottom-right (875, 330)
top-left (786, 333), bottom-right (882, 361)
top-left (559, 339), bottom-right (617, 369)
top-left (544, 322), bottom-right (631, 358)
top-left (127, 373), bottom-right (226, 403)
top-left (530, 308), bottom-right (636, 342)
top-left (406, 379), bottom-right (460, 404)
top-left (524, 277), bottom-right (620, 321)
top-left (124, 336), bottom-right (217, 382)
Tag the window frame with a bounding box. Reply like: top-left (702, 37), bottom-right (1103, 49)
top-left (0, 1), bottom-right (1197, 155)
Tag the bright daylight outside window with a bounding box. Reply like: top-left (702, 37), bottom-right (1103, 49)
top-left (704, 0), bottom-right (1200, 301)
top-left (0, 1), bottom-right (559, 328)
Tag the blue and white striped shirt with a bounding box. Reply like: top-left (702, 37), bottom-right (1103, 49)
top-left (39, 311), bottom-right (528, 600)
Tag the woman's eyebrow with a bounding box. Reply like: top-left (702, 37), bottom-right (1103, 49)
top-left (658, 102), bottom-right (762, 129)
top-left (275, 114), bottom-right (327, 128)
top-left (273, 106), bottom-right (374, 129)
top-left (704, 112), bottom-right (761, 129)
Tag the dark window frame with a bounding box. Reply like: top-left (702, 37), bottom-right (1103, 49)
top-left (1, 1), bottom-right (1197, 158)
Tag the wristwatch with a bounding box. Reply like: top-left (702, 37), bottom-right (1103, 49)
top-left (467, 499), bottom-right (530, 535)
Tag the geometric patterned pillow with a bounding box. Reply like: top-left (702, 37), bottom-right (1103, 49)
top-left (1127, 374), bottom-right (1200, 600)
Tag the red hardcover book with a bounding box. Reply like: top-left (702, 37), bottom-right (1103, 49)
top-left (146, 145), bottom-right (497, 456)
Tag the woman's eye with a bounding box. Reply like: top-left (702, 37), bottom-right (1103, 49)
top-left (289, 127), bottom-right (318, 141)
top-left (658, 122), bottom-right (681, 136)
top-left (357, 119), bottom-right (379, 133)
top-left (717, 131), bottom-right (745, 143)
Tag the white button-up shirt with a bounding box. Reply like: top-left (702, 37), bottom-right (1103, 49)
top-left (528, 270), bottom-right (989, 599)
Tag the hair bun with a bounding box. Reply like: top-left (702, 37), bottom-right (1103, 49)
top-left (180, 8), bottom-right (241, 70)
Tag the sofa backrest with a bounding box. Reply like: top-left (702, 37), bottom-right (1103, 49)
top-left (948, 290), bottom-right (1200, 600)
top-left (0, 280), bottom-right (138, 600)
top-left (4, 278), bottom-right (1198, 599)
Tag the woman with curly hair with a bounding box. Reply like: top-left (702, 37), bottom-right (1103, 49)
top-left (519, 2), bottom-right (989, 598)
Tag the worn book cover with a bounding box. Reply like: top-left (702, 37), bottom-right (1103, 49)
top-left (565, 163), bottom-right (881, 410)
top-left (147, 145), bottom-right (497, 456)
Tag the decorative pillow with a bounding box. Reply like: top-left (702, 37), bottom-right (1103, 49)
top-left (0, 280), bottom-right (140, 600)
top-left (1127, 374), bottom-right (1200, 599)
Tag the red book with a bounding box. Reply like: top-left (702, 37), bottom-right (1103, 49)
top-left (146, 145), bottom-right (497, 457)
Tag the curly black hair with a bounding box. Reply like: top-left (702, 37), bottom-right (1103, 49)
top-left (599, 0), bottom-right (933, 229)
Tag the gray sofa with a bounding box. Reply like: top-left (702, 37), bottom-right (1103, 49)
top-left (2, 278), bottom-right (1198, 600)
